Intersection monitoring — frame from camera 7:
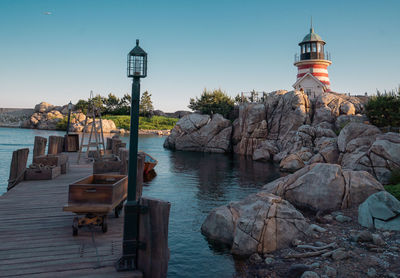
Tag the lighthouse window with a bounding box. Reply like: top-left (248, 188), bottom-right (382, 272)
top-left (317, 44), bottom-right (321, 52)
top-left (301, 45), bottom-right (305, 54)
top-left (312, 43), bottom-right (316, 52)
top-left (306, 43), bottom-right (310, 52)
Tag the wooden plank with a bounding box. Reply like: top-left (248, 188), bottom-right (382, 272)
top-left (33, 136), bottom-right (47, 158)
top-left (137, 197), bottom-right (171, 278)
top-left (7, 148), bottom-right (29, 191)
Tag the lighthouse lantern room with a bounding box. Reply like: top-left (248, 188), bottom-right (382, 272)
top-left (293, 24), bottom-right (332, 98)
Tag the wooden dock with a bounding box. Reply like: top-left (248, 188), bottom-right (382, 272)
top-left (0, 153), bottom-right (141, 278)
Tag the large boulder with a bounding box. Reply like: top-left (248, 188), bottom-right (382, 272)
top-left (164, 113), bottom-right (232, 153)
top-left (34, 102), bottom-right (54, 113)
top-left (358, 191), bottom-right (400, 231)
top-left (280, 153), bottom-right (305, 172)
top-left (83, 119), bottom-right (117, 133)
top-left (263, 163), bottom-right (384, 211)
top-left (233, 90), bottom-right (310, 156)
top-left (201, 193), bottom-right (309, 256)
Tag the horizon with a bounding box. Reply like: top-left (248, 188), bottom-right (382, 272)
top-left (1, 0), bottom-right (399, 112)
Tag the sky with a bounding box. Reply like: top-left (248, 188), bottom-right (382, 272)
top-left (0, 0), bottom-right (399, 112)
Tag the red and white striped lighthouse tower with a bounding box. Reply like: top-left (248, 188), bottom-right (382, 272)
top-left (293, 24), bottom-right (332, 96)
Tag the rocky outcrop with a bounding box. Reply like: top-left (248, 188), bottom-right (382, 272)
top-left (338, 122), bottom-right (400, 184)
top-left (0, 108), bottom-right (34, 127)
top-left (201, 193), bottom-right (309, 256)
top-left (358, 191), bottom-right (400, 231)
top-left (164, 113), bottom-right (232, 153)
top-left (263, 163), bottom-right (384, 212)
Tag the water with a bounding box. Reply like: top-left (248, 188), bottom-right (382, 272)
top-left (0, 127), bottom-right (281, 278)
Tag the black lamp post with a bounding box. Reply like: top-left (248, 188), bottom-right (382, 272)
top-left (116, 39), bottom-right (147, 271)
top-left (66, 101), bottom-right (73, 135)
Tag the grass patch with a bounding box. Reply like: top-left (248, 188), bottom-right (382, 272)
top-left (104, 115), bottom-right (178, 131)
top-left (384, 184), bottom-right (400, 201)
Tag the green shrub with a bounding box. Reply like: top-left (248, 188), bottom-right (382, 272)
top-left (188, 89), bottom-right (234, 118)
top-left (365, 88), bottom-right (400, 127)
top-left (104, 115), bottom-right (178, 131)
top-left (389, 169), bottom-right (400, 185)
top-left (384, 184), bottom-right (400, 201)
top-left (56, 116), bottom-right (68, 130)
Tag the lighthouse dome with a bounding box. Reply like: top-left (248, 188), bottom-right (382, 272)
top-left (301, 28), bottom-right (324, 43)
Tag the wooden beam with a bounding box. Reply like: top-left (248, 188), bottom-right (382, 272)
top-left (7, 148), bottom-right (29, 191)
top-left (137, 197), bottom-right (171, 278)
top-left (48, 136), bottom-right (64, 154)
top-left (33, 136), bottom-right (47, 158)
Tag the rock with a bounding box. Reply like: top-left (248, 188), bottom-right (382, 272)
top-left (264, 257), bottom-right (274, 265)
top-left (331, 249), bottom-right (348, 261)
top-left (164, 113), bottom-right (232, 153)
top-left (248, 253), bottom-right (262, 264)
top-left (355, 230), bottom-right (373, 242)
top-left (335, 114), bottom-right (368, 131)
top-left (386, 272), bottom-right (397, 278)
top-left (358, 191), bottom-right (400, 231)
top-left (372, 234), bottom-right (385, 246)
top-left (263, 163), bottom-right (384, 212)
top-left (324, 266), bottom-right (337, 278)
top-left (335, 214), bottom-right (352, 223)
top-left (337, 122), bottom-right (381, 153)
top-left (301, 271), bottom-right (320, 278)
top-left (340, 101), bottom-right (356, 115)
top-left (309, 262), bottom-right (320, 269)
top-left (367, 267), bottom-right (377, 277)
top-left (287, 264), bottom-right (311, 278)
top-left (201, 193), bottom-right (309, 256)
top-left (201, 206), bottom-right (234, 245)
top-left (34, 102), bottom-right (54, 113)
top-left (83, 119), bottom-right (117, 133)
top-left (280, 154), bottom-right (305, 172)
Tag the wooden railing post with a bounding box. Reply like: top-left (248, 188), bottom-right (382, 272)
top-left (33, 136), bottom-right (47, 158)
top-left (137, 197), bottom-right (171, 278)
top-left (7, 148), bottom-right (29, 191)
top-left (48, 136), bottom-right (64, 154)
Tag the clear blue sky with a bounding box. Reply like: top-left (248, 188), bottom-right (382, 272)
top-left (1, 0), bottom-right (399, 112)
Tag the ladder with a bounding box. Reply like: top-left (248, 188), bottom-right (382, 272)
top-left (77, 91), bottom-right (106, 163)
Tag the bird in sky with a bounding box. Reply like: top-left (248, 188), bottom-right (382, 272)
top-left (43, 11), bottom-right (52, 15)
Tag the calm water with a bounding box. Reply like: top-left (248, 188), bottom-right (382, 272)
top-left (0, 127), bottom-right (280, 278)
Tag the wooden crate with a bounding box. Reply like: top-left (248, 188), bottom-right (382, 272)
top-left (64, 134), bottom-right (79, 152)
top-left (25, 166), bottom-right (61, 180)
top-left (33, 154), bottom-right (68, 174)
top-left (67, 174), bottom-right (127, 207)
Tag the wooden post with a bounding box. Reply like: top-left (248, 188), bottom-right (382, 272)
top-left (7, 148), bottom-right (29, 191)
top-left (48, 136), bottom-right (64, 154)
top-left (33, 136), bottom-right (47, 158)
top-left (137, 197), bottom-right (171, 278)
top-left (136, 152), bottom-right (145, 201)
top-left (106, 137), bottom-right (113, 150)
top-left (119, 148), bottom-right (129, 175)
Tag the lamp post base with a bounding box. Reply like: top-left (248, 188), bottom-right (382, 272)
top-left (115, 255), bottom-right (136, 271)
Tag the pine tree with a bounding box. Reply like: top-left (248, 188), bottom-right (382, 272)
top-left (139, 91), bottom-right (154, 117)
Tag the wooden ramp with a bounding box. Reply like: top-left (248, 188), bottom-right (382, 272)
top-left (0, 153), bottom-right (141, 278)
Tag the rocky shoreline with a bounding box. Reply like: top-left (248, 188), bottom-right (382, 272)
top-left (0, 102), bottom-right (172, 136)
top-left (164, 90), bottom-right (400, 277)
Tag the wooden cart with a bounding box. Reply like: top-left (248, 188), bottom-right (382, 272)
top-left (63, 174), bottom-right (128, 236)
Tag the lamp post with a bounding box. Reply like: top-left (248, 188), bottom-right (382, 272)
top-left (116, 39), bottom-right (147, 271)
top-left (66, 101), bottom-right (73, 135)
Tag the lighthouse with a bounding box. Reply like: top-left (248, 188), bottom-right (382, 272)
top-left (293, 24), bottom-right (332, 97)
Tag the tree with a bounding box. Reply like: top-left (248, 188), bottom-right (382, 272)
top-left (365, 87), bottom-right (400, 128)
top-left (139, 91), bottom-right (154, 117)
top-left (188, 89), bottom-right (234, 118)
top-left (75, 99), bottom-right (89, 114)
top-left (104, 93), bottom-right (120, 114)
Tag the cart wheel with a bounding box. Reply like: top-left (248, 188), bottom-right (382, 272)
top-left (73, 217), bottom-right (79, 236)
top-left (102, 216), bottom-right (108, 233)
top-left (115, 204), bottom-right (122, 218)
